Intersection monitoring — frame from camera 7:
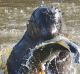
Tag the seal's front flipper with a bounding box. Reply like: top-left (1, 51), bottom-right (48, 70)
top-left (65, 41), bottom-right (80, 63)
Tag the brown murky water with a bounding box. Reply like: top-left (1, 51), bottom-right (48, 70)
top-left (0, 0), bottom-right (80, 74)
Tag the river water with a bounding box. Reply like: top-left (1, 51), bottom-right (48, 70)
top-left (0, 0), bottom-right (80, 74)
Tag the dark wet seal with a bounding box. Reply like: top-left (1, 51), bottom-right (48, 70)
top-left (7, 5), bottom-right (80, 74)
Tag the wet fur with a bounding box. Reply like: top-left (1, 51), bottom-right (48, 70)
top-left (7, 6), bottom-right (80, 74)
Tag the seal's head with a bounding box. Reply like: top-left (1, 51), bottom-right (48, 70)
top-left (27, 6), bottom-right (63, 40)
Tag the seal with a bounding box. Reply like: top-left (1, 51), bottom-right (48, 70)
top-left (7, 6), bottom-right (80, 74)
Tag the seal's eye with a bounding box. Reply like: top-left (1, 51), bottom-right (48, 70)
top-left (42, 11), bottom-right (56, 17)
top-left (42, 11), bottom-right (49, 16)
